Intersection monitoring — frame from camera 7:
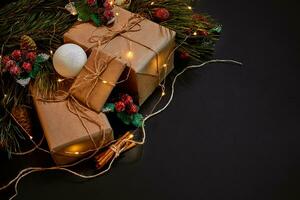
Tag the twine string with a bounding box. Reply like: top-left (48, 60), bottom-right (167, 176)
top-left (0, 59), bottom-right (243, 200)
top-left (37, 91), bottom-right (100, 153)
top-left (9, 43), bottom-right (132, 157)
top-left (70, 47), bottom-right (117, 109)
top-left (88, 13), bottom-right (162, 83)
top-left (110, 144), bottom-right (121, 157)
top-left (0, 10), bottom-right (243, 200)
top-left (10, 136), bottom-right (46, 156)
top-left (150, 35), bottom-right (190, 114)
top-left (31, 53), bottom-right (128, 157)
top-left (88, 14), bottom-right (144, 48)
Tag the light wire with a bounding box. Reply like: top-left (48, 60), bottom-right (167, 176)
top-left (0, 59), bottom-right (242, 200)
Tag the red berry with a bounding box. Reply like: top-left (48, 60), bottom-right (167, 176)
top-left (197, 30), bottom-right (209, 36)
top-left (127, 103), bottom-right (139, 114)
top-left (5, 60), bottom-right (16, 69)
top-left (26, 51), bottom-right (36, 61)
top-left (11, 50), bottom-right (22, 61)
top-left (103, 0), bottom-right (112, 9)
top-left (87, 0), bottom-right (96, 6)
top-left (153, 8), bottom-right (170, 22)
top-left (192, 14), bottom-right (208, 22)
top-left (179, 51), bottom-right (190, 60)
top-left (115, 101), bottom-right (126, 112)
top-left (9, 64), bottom-right (20, 76)
top-left (103, 9), bottom-right (114, 20)
top-left (1, 56), bottom-right (11, 66)
top-left (121, 94), bottom-right (133, 105)
top-left (22, 62), bottom-right (32, 72)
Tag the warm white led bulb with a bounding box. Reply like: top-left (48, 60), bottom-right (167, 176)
top-left (126, 51), bottom-right (134, 59)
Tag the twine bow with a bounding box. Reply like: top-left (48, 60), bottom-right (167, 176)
top-left (88, 14), bottom-right (144, 48)
top-left (37, 89), bottom-right (106, 155)
top-left (87, 13), bottom-right (161, 81)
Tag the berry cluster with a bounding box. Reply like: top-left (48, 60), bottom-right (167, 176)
top-left (115, 94), bottom-right (139, 114)
top-left (82, 0), bottom-right (114, 26)
top-left (1, 49), bottom-right (36, 77)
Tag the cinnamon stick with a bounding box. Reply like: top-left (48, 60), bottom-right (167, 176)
top-left (98, 137), bottom-right (129, 166)
top-left (95, 132), bottom-right (135, 169)
top-left (124, 142), bottom-right (136, 151)
top-left (95, 132), bottom-right (130, 161)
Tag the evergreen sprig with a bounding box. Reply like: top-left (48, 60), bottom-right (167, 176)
top-left (0, 0), bottom-right (220, 155)
top-left (0, 0), bottom-right (77, 154)
top-left (129, 0), bottom-right (221, 62)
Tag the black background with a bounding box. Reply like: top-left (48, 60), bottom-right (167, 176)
top-left (1, 0), bottom-right (300, 199)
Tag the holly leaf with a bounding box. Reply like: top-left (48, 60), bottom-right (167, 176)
top-left (90, 13), bottom-right (101, 27)
top-left (28, 63), bottom-right (40, 78)
top-left (132, 113), bottom-right (143, 127)
top-left (76, 3), bottom-right (92, 22)
top-left (210, 25), bottom-right (222, 34)
top-left (35, 53), bottom-right (49, 63)
top-left (102, 103), bottom-right (115, 113)
top-left (117, 112), bottom-right (133, 126)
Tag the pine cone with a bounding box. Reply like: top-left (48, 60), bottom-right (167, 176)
top-left (20, 35), bottom-right (37, 51)
top-left (12, 105), bottom-right (33, 136)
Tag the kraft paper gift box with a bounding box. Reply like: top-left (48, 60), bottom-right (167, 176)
top-left (31, 87), bottom-right (114, 165)
top-left (69, 48), bottom-right (127, 112)
top-left (64, 6), bottom-right (176, 105)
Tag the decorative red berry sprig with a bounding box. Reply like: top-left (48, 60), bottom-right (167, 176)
top-left (76, 0), bottom-right (115, 27)
top-left (103, 93), bottom-right (143, 127)
top-left (2, 50), bottom-right (36, 76)
top-left (0, 35), bottom-right (49, 86)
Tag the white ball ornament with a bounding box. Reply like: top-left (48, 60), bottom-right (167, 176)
top-left (53, 44), bottom-right (87, 78)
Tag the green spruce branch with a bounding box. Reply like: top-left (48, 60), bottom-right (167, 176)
top-left (0, 0), bottom-right (77, 154)
top-left (129, 0), bottom-right (221, 62)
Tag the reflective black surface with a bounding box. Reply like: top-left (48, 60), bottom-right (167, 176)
top-left (1, 0), bottom-right (300, 199)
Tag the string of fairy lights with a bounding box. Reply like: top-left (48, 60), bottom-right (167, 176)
top-left (2, 0), bottom-right (198, 104)
top-left (1, 0), bottom-right (198, 156)
top-left (0, 2), bottom-right (243, 200)
top-left (0, 59), bottom-right (242, 200)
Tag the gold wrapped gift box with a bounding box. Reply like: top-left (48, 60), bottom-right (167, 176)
top-left (64, 6), bottom-right (176, 105)
top-left (31, 87), bottom-right (114, 165)
top-left (70, 48), bottom-right (127, 112)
